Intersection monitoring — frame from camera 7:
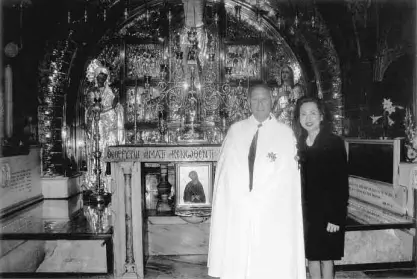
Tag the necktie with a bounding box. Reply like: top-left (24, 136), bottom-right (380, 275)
top-left (248, 123), bottom-right (262, 192)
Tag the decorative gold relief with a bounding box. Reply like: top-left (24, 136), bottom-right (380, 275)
top-left (126, 44), bottom-right (164, 79)
top-left (225, 45), bottom-right (261, 80)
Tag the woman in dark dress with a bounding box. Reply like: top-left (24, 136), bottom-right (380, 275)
top-left (293, 96), bottom-right (349, 279)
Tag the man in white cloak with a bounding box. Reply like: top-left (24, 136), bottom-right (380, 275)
top-left (208, 84), bottom-right (306, 279)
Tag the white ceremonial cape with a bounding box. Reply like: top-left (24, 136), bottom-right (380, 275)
top-left (208, 115), bottom-right (306, 279)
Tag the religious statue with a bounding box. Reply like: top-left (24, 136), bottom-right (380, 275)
top-left (84, 61), bottom-right (124, 192)
top-left (272, 65), bottom-right (304, 126)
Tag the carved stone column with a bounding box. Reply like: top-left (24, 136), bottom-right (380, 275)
top-left (0, 6), bottom-right (4, 151)
top-left (120, 162), bottom-right (138, 278)
top-left (0, 65), bottom-right (4, 155)
top-left (4, 65), bottom-right (13, 139)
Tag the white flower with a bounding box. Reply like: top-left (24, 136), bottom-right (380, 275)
top-left (388, 117), bottom-right (394, 126)
top-left (370, 115), bottom-right (382, 124)
top-left (382, 98), bottom-right (403, 115)
top-left (386, 106), bottom-right (396, 115)
top-left (407, 147), bottom-right (417, 160)
top-left (382, 98), bottom-right (393, 111)
top-left (412, 137), bottom-right (417, 149)
top-left (372, 98), bottom-right (403, 127)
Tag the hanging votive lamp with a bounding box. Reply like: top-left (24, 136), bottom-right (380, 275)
top-left (310, 14), bottom-right (317, 29)
top-left (294, 13), bottom-right (300, 29)
top-left (214, 12), bottom-right (219, 24)
top-left (277, 15), bottom-right (284, 30)
top-left (145, 75), bottom-right (152, 83)
top-left (160, 64), bottom-right (167, 80)
top-left (225, 67), bottom-right (233, 76)
top-left (84, 8), bottom-right (88, 23)
top-left (175, 51), bottom-right (183, 61)
top-left (235, 5), bottom-right (242, 21)
top-left (146, 9), bottom-right (150, 22)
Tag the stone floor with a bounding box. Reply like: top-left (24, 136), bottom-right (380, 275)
top-left (144, 255), bottom-right (371, 279)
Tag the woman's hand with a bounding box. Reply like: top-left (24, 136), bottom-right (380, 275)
top-left (326, 222), bottom-right (340, 233)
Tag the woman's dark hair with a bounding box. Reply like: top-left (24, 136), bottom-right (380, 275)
top-left (293, 96), bottom-right (333, 144)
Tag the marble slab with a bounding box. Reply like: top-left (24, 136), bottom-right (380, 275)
top-left (42, 193), bottom-right (83, 220)
top-left (337, 229), bottom-right (413, 265)
top-left (0, 200), bottom-right (44, 258)
top-left (36, 240), bottom-right (107, 273)
top-left (147, 217), bottom-right (210, 255)
top-left (41, 173), bottom-right (83, 199)
top-left (0, 240), bottom-right (46, 272)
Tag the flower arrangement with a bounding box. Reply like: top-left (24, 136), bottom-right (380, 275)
top-left (370, 98), bottom-right (403, 126)
top-left (370, 98), bottom-right (403, 138)
top-left (404, 108), bottom-right (417, 162)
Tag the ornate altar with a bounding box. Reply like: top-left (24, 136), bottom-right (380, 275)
top-left (75, 1), bottom-right (308, 278)
top-left (76, 0), bottom-right (307, 212)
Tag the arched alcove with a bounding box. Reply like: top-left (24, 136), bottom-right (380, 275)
top-left (38, 0), bottom-right (343, 175)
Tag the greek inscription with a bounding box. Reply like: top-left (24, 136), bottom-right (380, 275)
top-left (105, 146), bottom-right (220, 162)
top-left (7, 169), bottom-right (32, 192)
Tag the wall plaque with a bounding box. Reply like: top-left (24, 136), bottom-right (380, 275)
top-left (349, 176), bottom-right (407, 215)
top-left (0, 148), bottom-right (42, 213)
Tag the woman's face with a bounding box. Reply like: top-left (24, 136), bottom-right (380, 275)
top-left (281, 67), bottom-right (292, 83)
top-left (189, 171), bottom-right (198, 181)
top-left (299, 102), bottom-right (323, 134)
top-left (96, 73), bottom-right (108, 87)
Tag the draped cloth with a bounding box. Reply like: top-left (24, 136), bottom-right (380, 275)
top-left (208, 115), bottom-right (306, 279)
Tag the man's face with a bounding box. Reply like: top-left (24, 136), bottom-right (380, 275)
top-left (250, 87), bottom-right (272, 122)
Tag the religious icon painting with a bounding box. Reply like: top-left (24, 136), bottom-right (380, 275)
top-left (175, 162), bottom-right (213, 217)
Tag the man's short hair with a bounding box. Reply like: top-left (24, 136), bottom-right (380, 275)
top-left (247, 82), bottom-right (272, 99)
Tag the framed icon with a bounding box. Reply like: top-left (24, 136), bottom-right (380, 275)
top-left (175, 162), bottom-right (213, 216)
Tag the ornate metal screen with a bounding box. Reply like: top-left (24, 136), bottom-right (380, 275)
top-left (80, 1), bottom-right (305, 149)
